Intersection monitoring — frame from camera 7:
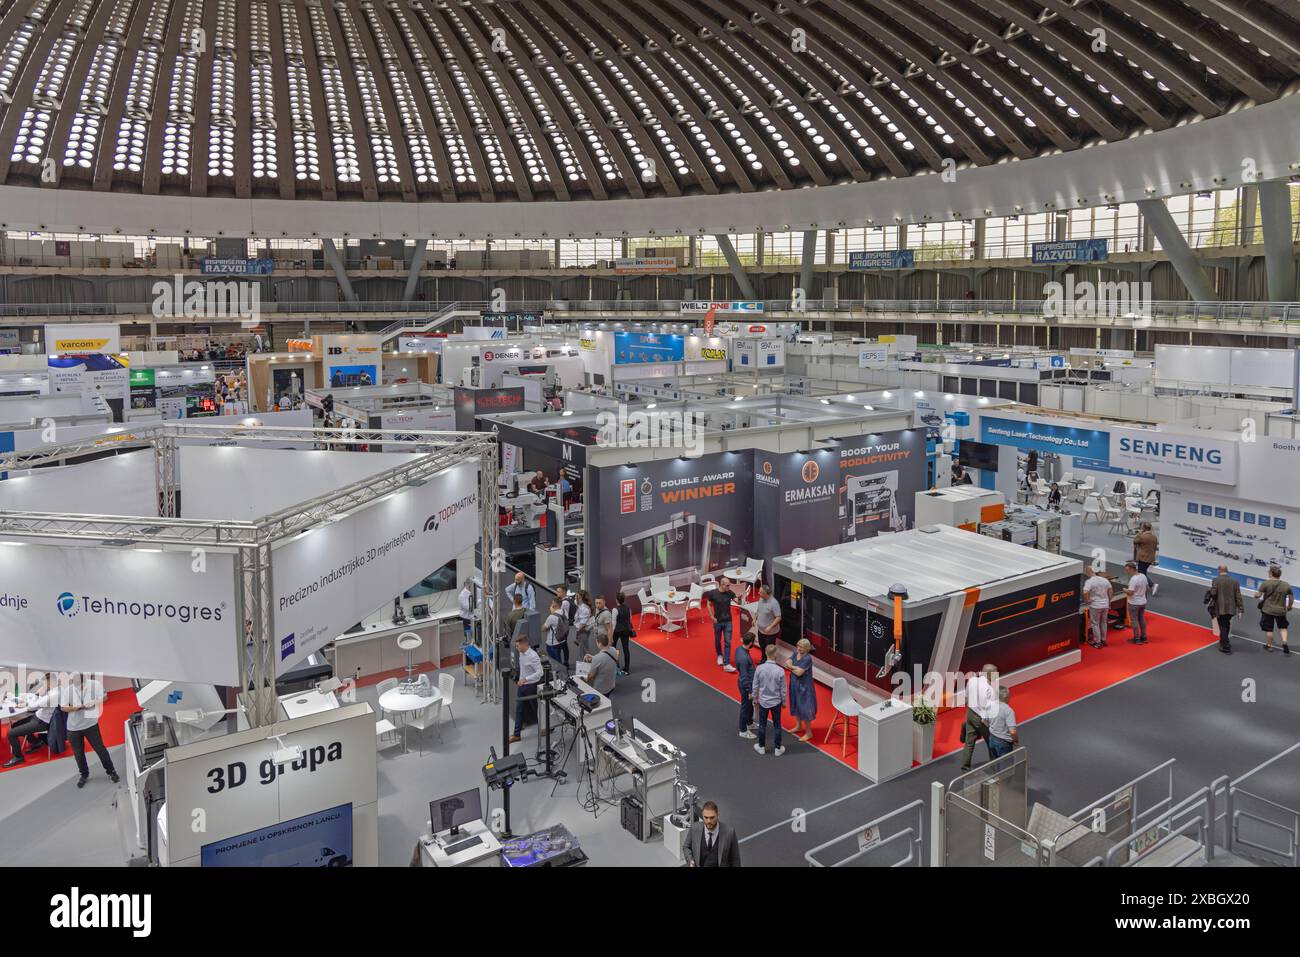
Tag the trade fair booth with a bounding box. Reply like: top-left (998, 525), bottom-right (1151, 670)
top-left (0, 420), bottom-right (501, 867)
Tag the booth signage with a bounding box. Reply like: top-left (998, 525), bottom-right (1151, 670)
top-left (0, 544), bottom-right (238, 685)
top-left (271, 461), bottom-right (480, 674)
top-left (453, 386), bottom-right (525, 430)
top-left (848, 249), bottom-right (915, 270)
top-left (614, 257), bottom-right (679, 275)
top-left (200, 257), bottom-right (274, 275)
top-left (285, 338), bottom-right (314, 352)
top-left (979, 416), bottom-right (1110, 461)
top-left (679, 301), bottom-right (765, 315)
top-left (613, 332), bottom-right (685, 365)
top-left (44, 322), bottom-right (121, 355)
top-left (858, 345), bottom-right (889, 367)
top-left (1031, 239), bottom-right (1108, 264)
top-left (1109, 427), bottom-right (1237, 484)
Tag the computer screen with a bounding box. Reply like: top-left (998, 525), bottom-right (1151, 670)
top-left (430, 787), bottom-right (483, 835)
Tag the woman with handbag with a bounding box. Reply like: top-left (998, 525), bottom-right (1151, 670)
top-left (613, 592), bottom-right (635, 674)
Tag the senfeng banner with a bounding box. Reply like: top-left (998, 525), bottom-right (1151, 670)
top-left (0, 544), bottom-right (239, 685)
top-left (1109, 426), bottom-right (1237, 485)
top-left (271, 460), bottom-right (479, 674)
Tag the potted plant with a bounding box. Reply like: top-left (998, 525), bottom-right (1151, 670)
top-left (911, 701), bottom-right (938, 764)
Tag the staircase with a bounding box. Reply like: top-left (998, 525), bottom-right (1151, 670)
top-left (377, 302), bottom-right (467, 343)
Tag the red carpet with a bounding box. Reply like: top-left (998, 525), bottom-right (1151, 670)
top-left (633, 608), bottom-right (1217, 772)
top-left (0, 687), bottom-right (140, 773)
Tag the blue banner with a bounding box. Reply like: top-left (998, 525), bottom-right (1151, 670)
top-left (848, 249), bottom-right (914, 270)
top-left (1031, 239), bottom-right (1108, 264)
top-left (613, 332), bottom-right (685, 365)
top-left (980, 415), bottom-right (1110, 462)
top-left (200, 258), bottom-right (275, 275)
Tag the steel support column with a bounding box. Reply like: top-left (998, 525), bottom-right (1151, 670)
top-left (799, 229), bottom-right (817, 297)
top-left (322, 238), bottom-right (359, 305)
top-left (1258, 180), bottom-right (1297, 302)
top-left (713, 234), bottom-right (757, 300)
top-left (479, 441), bottom-right (502, 704)
top-left (1137, 199), bottom-right (1216, 302)
top-left (403, 239), bottom-right (430, 303)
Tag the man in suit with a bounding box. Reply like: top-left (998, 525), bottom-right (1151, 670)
top-left (683, 801), bottom-right (741, 867)
top-left (1210, 565), bottom-right (1243, 654)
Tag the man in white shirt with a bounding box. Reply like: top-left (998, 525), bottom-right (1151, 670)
top-left (3, 676), bottom-right (57, 767)
top-left (959, 664), bottom-right (1000, 772)
top-left (508, 635), bottom-right (545, 743)
top-left (61, 674), bottom-right (119, 787)
top-left (1083, 566), bottom-right (1113, 648)
top-left (505, 571), bottom-right (536, 614)
top-left (1123, 561), bottom-right (1150, 645)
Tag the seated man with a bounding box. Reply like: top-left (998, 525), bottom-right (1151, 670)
top-left (4, 677), bottom-right (56, 767)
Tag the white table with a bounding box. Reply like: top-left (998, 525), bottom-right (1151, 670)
top-left (716, 566), bottom-right (761, 600)
top-left (378, 686), bottom-right (442, 753)
top-left (279, 688), bottom-right (340, 720)
top-left (419, 818), bottom-right (501, 867)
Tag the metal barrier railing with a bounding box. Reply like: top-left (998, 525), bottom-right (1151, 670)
top-left (1216, 741), bottom-right (1300, 866)
top-left (803, 800), bottom-right (926, 867)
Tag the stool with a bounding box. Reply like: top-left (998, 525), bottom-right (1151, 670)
top-left (397, 631), bottom-right (423, 682)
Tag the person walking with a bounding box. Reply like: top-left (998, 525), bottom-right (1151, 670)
top-left (1082, 565), bottom-right (1113, 648)
top-left (785, 639), bottom-right (817, 743)
top-left (1123, 561), bottom-right (1150, 645)
top-left (508, 634), bottom-right (543, 744)
top-left (682, 801), bottom-right (741, 867)
top-left (751, 644), bottom-right (788, 756)
top-left (1257, 565), bottom-right (1293, 655)
top-left (1209, 564), bottom-right (1243, 654)
top-left (706, 577), bottom-right (738, 672)
top-left (735, 634), bottom-right (758, 740)
top-left (612, 593), bottom-right (635, 674)
top-left (959, 665), bottom-right (999, 772)
top-left (1132, 522), bottom-right (1159, 577)
top-left (986, 686), bottom-right (1019, 759)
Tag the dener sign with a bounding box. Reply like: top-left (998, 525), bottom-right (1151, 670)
top-left (1109, 426), bottom-right (1237, 485)
top-left (0, 544), bottom-right (238, 685)
top-left (271, 460), bottom-right (479, 674)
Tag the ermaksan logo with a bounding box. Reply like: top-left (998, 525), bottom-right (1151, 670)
top-left (801, 460), bottom-right (820, 483)
top-left (762, 461), bottom-right (773, 475)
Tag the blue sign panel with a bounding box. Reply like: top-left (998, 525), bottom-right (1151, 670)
top-left (980, 415), bottom-right (1110, 462)
top-left (613, 332), bottom-right (685, 365)
top-left (848, 249), bottom-right (915, 270)
top-left (200, 258), bottom-right (275, 275)
top-left (1031, 239), bottom-right (1108, 264)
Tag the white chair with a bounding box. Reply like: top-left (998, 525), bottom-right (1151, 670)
top-left (376, 718), bottom-right (400, 750)
top-left (687, 582), bottom-right (705, 621)
top-left (1081, 494), bottom-right (1103, 524)
top-left (823, 678), bottom-right (860, 757)
top-left (375, 677), bottom-right (399, 722)
top-left (1073, 476), bottom-right (1095, 502)
top-left (636, 587), bottom-right (664, 629)
top-left (437, 671), bottom-right (457, 727)
top-left (1128, 481), bottom-right (1143, 497)
top-left (743, 557), bottom-right (764, 601)
top-left (1032, 480), bottom-right (1051, 508)
top-left (404, 699), bottom-right (444, 755)
top-left (1100, 495), bottom-right (1125, 533)
top-left (698, 573), bottom-right (717, 588)
top-left (1060, 471), bottom-right (1074, 487)
top-left (649, 575), bottom-right (671, 598)
top-left (662, 598), bottom-right (689, 637)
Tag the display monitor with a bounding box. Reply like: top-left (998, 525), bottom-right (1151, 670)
top-left (957, 440), bottom-right (1001, 472)
top-left (430, 787), bottom-right (483, 836)
top-left (200, 803), bottom-right (353, 867)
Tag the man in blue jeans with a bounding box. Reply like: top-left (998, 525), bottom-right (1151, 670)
top-left (707, 577), bottom-right (738, 672)
top-left (986, 686), bottom-right (1018, 759)
top-left (751, 644), bottom-right (787, 756)
top-left (735, 634), bottom-right (757, 739)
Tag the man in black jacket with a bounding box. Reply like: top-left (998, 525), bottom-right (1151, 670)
top-left (683, 801), bottom-right (741, 867)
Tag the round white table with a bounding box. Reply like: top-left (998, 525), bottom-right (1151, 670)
top-left (651, 591), bottom-right (689, 631)
top-left (716, 567), bottom-right (761, 600)
top-left (378, 687), bottom-right (442, 753)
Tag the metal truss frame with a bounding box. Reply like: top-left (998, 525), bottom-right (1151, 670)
top-left (0, 421), bottom-right (499, 727)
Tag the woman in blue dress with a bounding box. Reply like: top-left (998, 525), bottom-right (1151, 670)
top-left (786, 639), bottom-right (817, 742)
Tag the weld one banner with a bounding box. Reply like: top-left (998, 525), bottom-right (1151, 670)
top-left (1108, 426), bottom-right (1238, 485)
top-left (270, 460), bottom-right (479, 675)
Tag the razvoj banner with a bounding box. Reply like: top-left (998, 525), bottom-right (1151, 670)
top-left (44, 322), bottom-right (121, 355)
top-left (1158, 484), bottom-right (1300, 595)
top-left (587, 451), bottom-right (755, 603)
top-left (200, 258), bottom-right (274, 275)
top-left (1031, 238), bottom-right (1109, 264)
top-left (1108, 426), bottom-right (1237, 485)
top-left (848, 249), bottom-right (915, 270)
top-left (0, 544), bottom-right (239, 685)
top-left (271, 460), bottom-right (479, 674)
top-left (680, 301), bottom-right (765, 314)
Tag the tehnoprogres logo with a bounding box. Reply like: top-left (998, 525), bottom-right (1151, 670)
top-left (56, 592), bottom-right (78, 617)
